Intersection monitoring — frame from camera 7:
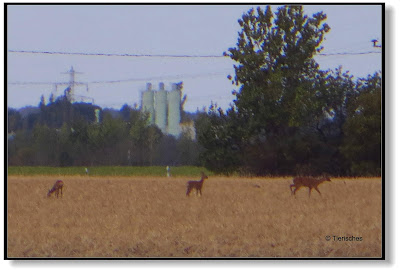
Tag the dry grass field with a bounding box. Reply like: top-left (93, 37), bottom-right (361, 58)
top-left (7, 175), bottom-right (382, 258)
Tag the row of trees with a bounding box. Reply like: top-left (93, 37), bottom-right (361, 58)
top-left (8, 96), bottom-right (201, 167)
top-left (195, 6), bottom-right (381, 176)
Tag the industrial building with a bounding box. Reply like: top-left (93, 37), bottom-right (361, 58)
top-left (141, 82), bottom-right (183, 137)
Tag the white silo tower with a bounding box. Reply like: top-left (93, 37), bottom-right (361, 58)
top-left (167, 83), bottom-right (182, 137)
top-left (141, 83), bottom-right (155, 125)
top-left (154, 82), bottom-right (168, 133)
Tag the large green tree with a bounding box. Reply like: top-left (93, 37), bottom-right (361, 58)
top-left (224, 5), bottom-right (330, 129)
top-left (198, 5), bottom-right (333, 175)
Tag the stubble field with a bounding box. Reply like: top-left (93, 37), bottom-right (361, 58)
top-left (7, 175), bottom-right (382, 258)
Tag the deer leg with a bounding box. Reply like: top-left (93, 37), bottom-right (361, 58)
top-left (61, 187), bottom-right (63, 198)
top-left (186, 186), bottom-right (191, 196)
top-left (290, 184), bottom-right (294, 194)
top-left (315, 187), bottom-right (322, 196)
top-left (292, 187), bottom-right (300, 199)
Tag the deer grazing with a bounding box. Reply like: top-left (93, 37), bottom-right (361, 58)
top-left (290, 176), bottom-right (331, 197)
top-left (47, 180), bottom-right (64, 198)
top-left (186, 172), bottom-right (208, 196)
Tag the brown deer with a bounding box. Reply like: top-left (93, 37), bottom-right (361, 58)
top-left (290, 176), bottom-right (331, 197)
top-left (186, 172), bottom-right (208, 196)
top-left (47, 180), bottom-right (64, 198)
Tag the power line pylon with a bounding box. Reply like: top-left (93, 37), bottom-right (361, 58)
top-left (53, 66), bottom-right (90, 103)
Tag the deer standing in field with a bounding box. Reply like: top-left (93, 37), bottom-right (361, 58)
top-left (186, 172), bottom-right (208, 196)
top-left (47, 180), bottom-right (64, 198)
top-left (290, 176), bottom-right (331, 197)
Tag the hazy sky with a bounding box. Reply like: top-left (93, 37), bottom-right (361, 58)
top-left (7, 4), bottom-right (382, 112)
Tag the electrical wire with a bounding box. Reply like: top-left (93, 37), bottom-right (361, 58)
top-left (89, 71), bottom-right (230, 84)
top-left (317, 51), bottom-right (381, 56)
top-left (8, 50), bottom-right (226, 58)
top-left (8, 49), bottom-right (381, 58)
top-left (8, 71), bottom-right (231, 86)
top-left (7, 48), bottom-right (381, 87)
top-left (8, 81), bottom-right (67, 85)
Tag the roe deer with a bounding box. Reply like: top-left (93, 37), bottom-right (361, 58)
top-left (47, 180), bottom-right (64, 198)
top-left (290, 176), bottom-right (331, 197)
top-left (186, 172), bottom-right (208, 196)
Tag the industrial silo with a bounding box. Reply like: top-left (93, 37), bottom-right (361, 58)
top-left (154, 83), bottom-right (168, 133)
top-left (167, 83), bottom-right (182, 137)
top-left (141, 83), bottom-right (155, 125)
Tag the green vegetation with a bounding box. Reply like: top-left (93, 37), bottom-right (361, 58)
top-left (7, 166), bottom-right (212, 177)
top-left (195, 5), bottom-right (381, 176)
top-left (8, 100), bottom-right (202, 168)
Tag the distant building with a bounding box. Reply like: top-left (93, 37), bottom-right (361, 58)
top-left (141, 82), bottom-right (183, 137)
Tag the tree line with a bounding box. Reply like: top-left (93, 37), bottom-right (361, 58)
top-left (8, 95), bottom-right (202, 167)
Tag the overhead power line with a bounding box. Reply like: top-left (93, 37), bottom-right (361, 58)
top-left (8, 50), bottom-right (226, 58)
top-left (8, 49), bottom-right (381, 58)
top-left (317, 51), bottom-right (381, 56)
top-left (8, 81), bottom-right (68, 86)
top-left (89, 71), bottom-right (230, 84)
top-left (8, 71), bottom-right (231, 86)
